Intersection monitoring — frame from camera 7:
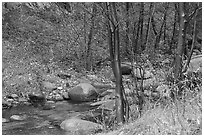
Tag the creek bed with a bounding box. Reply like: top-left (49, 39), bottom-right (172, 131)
top-left (2, 100), bottom-right (100, 135)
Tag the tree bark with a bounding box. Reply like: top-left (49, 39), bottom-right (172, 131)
top-left (105, 2), bottom-right (129, 125)
top-left (86, 3), bottom-right (97, 71)
top-left (154, 4), bottom-right (168, 49)
top-left (125, 2), bottom-right (130, 57)
top-left (135, 2), bottom-right (144, 52)
top-left (183, 3), bottom-right (199, 59)
top-left (140, 2), bottom-right (144, 51)
top-left (151, 16), bottom-right (157, 37)
top-left (174, 2), bottom-right (185, 80)
top-left (170, 3), bottom-right (178, 51)
top-left (182, 7), bottom-right (198, 73)
top-left (144, 3), bottom-right (155, 48)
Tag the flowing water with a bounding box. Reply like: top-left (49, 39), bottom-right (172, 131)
top-left (2, 100), bottom-right (99, 135)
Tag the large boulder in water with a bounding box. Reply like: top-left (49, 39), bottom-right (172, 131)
top-left (68, 83), bottom-right (98, 102)
top-left (60, 118), bottom-right (103, 135)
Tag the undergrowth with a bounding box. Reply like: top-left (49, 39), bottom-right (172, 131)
top-left (98, 69), bottom-right (202, 135)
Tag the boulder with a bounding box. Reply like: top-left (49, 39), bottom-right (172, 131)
top-left (42, 81), bottom-right (57, 90)
top-left (57, 73), bottom-right (71, 79)
top-left (68, 83), bottom-right (98, 102)
top-left (121, 62), bottom-right (152, 79)
top-left (10, 94), bottom-right (18, 99)
top-left (60, 118), bottom-right (103, 135)
top-left (2, 99), bottom-right (12, 109)
top-left (10, 114), bottom-right (27, 121)
top-left (62, 91), bottom-right (70, 100)
top-left (2, 118), bottom-right (9, 123)
top-left (121, 64), bottom-right (132, 75)
top-left (28, 93), bottom-right (46, 107)
top-left (187, 55), bottom-right (202, 73)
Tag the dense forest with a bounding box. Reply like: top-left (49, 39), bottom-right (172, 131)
top-left (2, 2), bottom-right (202, 135)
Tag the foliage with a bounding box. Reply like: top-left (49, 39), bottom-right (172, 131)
top-left (2, 2), bottom-right (202, 135)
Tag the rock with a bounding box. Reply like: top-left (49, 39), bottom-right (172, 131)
top-left (62, 91), bottom-right (70, 100)
top-left (6, 98), bottom-right (14, 103)
top-left (10, 94), bottom-right (18, 99)
top-left (2, 118), bottom-right (9, 123)
top-left (60, 118), bottom-right (103, 135)
top-left (121, 64), bottom-right (132, 75)
top-left (57, 86), bottom-right (63, 90)
top-left (18, 97), bottom-right (27, 102)
top-left (42, 81), bottom-right (57, 90)
top-left (121, 62), bottom-right (153, 79)
top-left (187, 55), bottom-right (202, 73)
top-left (68, 83), bottom-right (98, 102)
top-left (10, 115), bottom-right (27, 121)
top-left (57, 73), bottom-right (71, 79)
top-left (54, 94), bottom-right (64, 101)
top-left (28, 93), bottom-right (46, 107)
top-left (2, 99), bottom-right (12, 108)
top-left (46, 100), bottom-right (55, 104)
top-left (87, 74), bottom-right (98, 80)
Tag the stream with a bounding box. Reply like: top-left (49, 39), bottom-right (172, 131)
top-left (2, 100), bottom-right (101, 135)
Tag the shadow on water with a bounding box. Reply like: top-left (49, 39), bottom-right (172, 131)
top-left (2, 100), bottom-right (99, 135)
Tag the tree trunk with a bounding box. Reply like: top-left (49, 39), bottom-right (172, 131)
top-left (174, 2), bottom-right (185, 80)
top-left (112, 2), bottom-right (125, 124)
top-left (140, 2), bottom-right (144, 51)
top-left (151, 16), bottom-right (157, 37)
top-left (182, 6), bottom-right (199, 73)
top-left (170, 3), bottom-right (178, 51)
top-left (86, 3), bottom-right (97, 71)
top-left (144, 3), bottom-right (155, 47)
top-left (154, 5), bottom-right (168, 49)
top-left (125, 2), bottom-right (130, 57)
top-left (163, 3), bottom-right (168, 44)
top-left (105, 2), bottom-right (129, 125)
top-left (183, 3), bottom-right (199, 59)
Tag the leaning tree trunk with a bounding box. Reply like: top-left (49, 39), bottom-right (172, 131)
top-left (182, 6), bottom-right (198, 73)
top-left (174, 2), bottom-right (185, 80)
